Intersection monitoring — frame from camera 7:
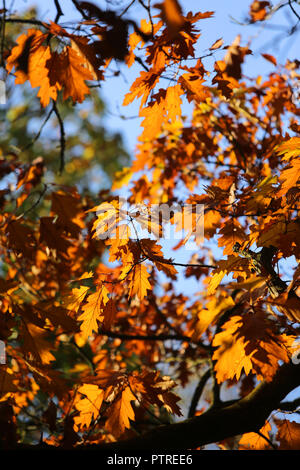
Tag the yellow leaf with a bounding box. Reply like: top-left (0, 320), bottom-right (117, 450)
top-left (210, 38), bottom-right (224, 50)
top-left (64, 285), bottom-right (90, 313)
top-left (112, 167), bottom-right (133, 190)
top-left (128, 264), bottom-right (151, 300)
top-left (275, 137), bottom-right (300, 160)
top-left (158, 0), bottom-right (185, 36)
top-left (74, 384), bottom-right (104, 430)
top-left (212, 311), bottom-right (294, 383)
top-left (193, 295), bottom-right (234, 339)
top-left (239, 421), bottom-right (272, 450)
top-left (278, 158), bottom-right (300, 196)
top-left (105, 386), bottom-right (136, 437)
top-left (208, 255), bottom-right (247, 295)
top-left (78, 284), bottom-right (109, 340)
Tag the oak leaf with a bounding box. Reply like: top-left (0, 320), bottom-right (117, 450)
top-left (275, 419), bottom-right (300, 450)
top-left (78, 284), bottom-right (109, 340)
top-left (105, 386), bottom-right (136, 437)
top-left (238, 421), bottom-right (272, 449)
top-left (128, 264), bottom-right (151, 300)
top-left (74, 384), bottom-right (104, 430)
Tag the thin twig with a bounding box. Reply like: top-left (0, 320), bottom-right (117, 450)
top-left (0, 0), bottom-right (6, 68)
top-left (53, 0), bottom-right (64, 23)
top-left (98, 328), bottom-right (200, 344)
top-left (288, 0), bottom-right (300, 21)
top-left (120, 0), bottom-right (136, 18)
top-left (21, 107), bottom-right (54, 151)
top-left (256, 430), bottom-right (277, 450)
top-left (4, 17), bottom-right (45, 27)
top-left (52, 100), bottom-right (66, 174)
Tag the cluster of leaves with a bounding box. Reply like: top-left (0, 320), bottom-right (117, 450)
top-left (0, 0), bottom-right (300, 450)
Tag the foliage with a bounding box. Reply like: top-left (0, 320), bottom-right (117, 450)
top-left (0, 0), bottom-right (300, 450)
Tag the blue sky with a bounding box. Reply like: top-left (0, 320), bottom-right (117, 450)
top-left (10, 0), bottom-right (300, 153)
top-left (6, 0), bottom-right (300, 426)
top-left (8, 0), bottom-right (298, 289)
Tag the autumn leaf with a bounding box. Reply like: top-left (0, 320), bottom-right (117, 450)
top-left (239, 421), bottom-right (272, 449)
top-left (212, 311), bottom-right (295, 383)
top-left (128, 264), bottom-right (151, 300)
top-left (53, 46), bottom-right (94, 103)
top-left (105, 386), bottom-right (136, 437)
top-left (193, 295), bottom-right (235, 339)
top-left (208, 255), bottom-right (249, 295)
top-left (3, 0), bottom-right (300, 451)
top-left (156, 0), bottom-right (185, 37)
top-left (74, 384), bottom-right (104, 430)
top-left (275, 137), bottom-right (300, 160)
top-left (70, 36), bottom-right (103, 80)
top-left (63, 285), bottom-right (90, 313)
top-left (278, 158), bottom-right (300, 197)
top-left (218, 219), bottom-right (247, 255)
top-left (6, 29), bottom-right (47, 83)
top-left (90, 200), bottom-right (120, 241)
top-left (275, 419), bottom-right (300, 450)
top-left (210, 38), bottom-right (224, 51)
top-left (21, 321), bottom-right (56, 365)
top-left (250, 1), bottom-right (270, 22)
top-left (123, 70), bottom-right (161, 108)
top-left (78, 284), bottom-right (109, 340)
top-left (140, 239), bottom-right (178, 279)
top-left (261, 53), bottom-right (277, 66)
top-left (223, 35), bottom-right (252, 80)
top-left (6, 29), bottom-right (60, 107)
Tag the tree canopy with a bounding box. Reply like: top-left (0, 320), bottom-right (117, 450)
top-left (0, 0), bottom-right (300, 451)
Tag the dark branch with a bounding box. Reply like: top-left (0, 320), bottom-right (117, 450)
top-left (53, 0), bottom-right (64, 23)
top-left (14, 361), bottom-right (300, 450)
top-left (188, 369), bottom-right (211, 418)
top-left (52, 100), bottom-right (66, 174)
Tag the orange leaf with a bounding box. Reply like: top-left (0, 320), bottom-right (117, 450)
top-left (105, 386), bottom-right (136, 437)
top-left (128, 264), bottom-right (151, 300)
top-left (250, 1), bottom-right (270, 22)
top-left (278, 158), bottom-right (300, 196)
top-left (159, 0), bottom-right (185, 37)
top-left (275, 137), bottom-right (300, 160)
top-left (239, 421), bottom-right (272, 449)
top-left (74, 384), bottom-right (104, 430)
top-left (210, 38), bottom-right (224, 50)
top-left (212, 311), bottom-right (294, 383)
top-left (261, 53), bottom-right (277, 66)
top-left (275, 419), bottom-right (300, 450)
top-left (123, 70), bottom-right (161, 108)
top-left (78, 284), bottom-right (109, 340)
top-left (218, 219), bottom-right (247, 255)
top-left (21, 321), bottom-right (56, 365)
top-left (53, 46), bottom-right (94, 103)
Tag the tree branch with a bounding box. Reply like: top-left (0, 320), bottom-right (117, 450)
top-left (188, 369), bottom-right (211, 418)
top-left (52, 100), bottom-right (66, 174)
top-left (14, 361), bottom-right (300, 451)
